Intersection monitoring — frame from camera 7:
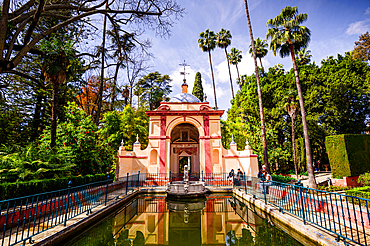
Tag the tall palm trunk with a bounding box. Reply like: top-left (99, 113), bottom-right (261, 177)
top-left (290, 114), bottom-right (298, 179)
top-left (208, 50), bottom-right (218, 110)
top-left (244, 0), bottom-right (270, 173)
top-left (235, 63), bottom-right (241, 89)
top-left (258, 57), bottom-right (264, 71)
top-left (224, 47), bottom-right (234, 99)
top-left (289, 44), bottom-right (317, 188)
top-left (50, 83), bottom-right (60, 149)
top-left (95, 10), bottom-right (107, 125)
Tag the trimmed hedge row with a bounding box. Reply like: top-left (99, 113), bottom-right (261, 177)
top-left (272, 174), bottom-right (296, 183)
top-left (345, 186), bottom-right (370, 200)
top-left (0, 174), bottom-right (108, 201)
top-left (326, 134), bottom-right (370, 178)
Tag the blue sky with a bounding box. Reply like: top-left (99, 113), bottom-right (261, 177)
top-left (139, 0), bottom-right (369, 114)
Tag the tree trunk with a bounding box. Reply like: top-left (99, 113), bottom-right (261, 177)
top-left (259, 57), bottom-right (264, 72)
top-left (289, 44), bottom-right (317, 188)
top-left (111, 61), bottom-right (121, 111)
top-left (208, 50), bottom-right (218, 110)
top-left (243, 0), bottom-right (270, 173)
top-left (235, 63), bottom-right (241, 89)
top-left (291, 115), bottom-right (298, 179)
top-left (225, 47), bottom-right (234, 99)
top-left (31, 92), bottom-right (43, 141)
top-left (95, 10), bottom-right (107, 125)
top-left (51, 83), bottom-right (60, 149)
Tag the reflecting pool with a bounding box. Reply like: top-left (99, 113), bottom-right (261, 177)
top-left (68, 194), bottom-right (304, 245)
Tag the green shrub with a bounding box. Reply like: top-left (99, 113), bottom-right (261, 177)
top-left (317, 185), bottom-right (353, 192)
top-left (345, 186), bottom-right (370, 200)
top-left (326, 134), bottom-right (370, 179)
top-left (0, 174), bottom-right (108, 201)
top-left (272, 174), bottom-right (296, 183)
top-left (358, 172), bottom-right (370, 186)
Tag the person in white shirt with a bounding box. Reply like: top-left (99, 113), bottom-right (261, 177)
top-left (259, 170), bottom-right (272, 194)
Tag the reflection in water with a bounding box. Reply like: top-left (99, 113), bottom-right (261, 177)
top-left (69, 194), bottom-right (303, 246)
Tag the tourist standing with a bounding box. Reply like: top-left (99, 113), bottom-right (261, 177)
top-left (257, 165), bottom-right (266, 178)
top-left (259, 170), bottom-right (272, 194)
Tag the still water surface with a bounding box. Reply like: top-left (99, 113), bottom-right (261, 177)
top-left (69, 194), bottom-right (303, 245)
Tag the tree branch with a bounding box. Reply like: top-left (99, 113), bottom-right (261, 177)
top-left (0, 0), bottom-right (11, 58)
top-left (2, 70), bottom-right (41, 86)
top-left (23, 0), bottom-right (47, 44)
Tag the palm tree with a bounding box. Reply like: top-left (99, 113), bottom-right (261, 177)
top-left (216, 28), bottom-right (234, 99)
top-left (249, 37), bottom-right (268, 70)
top-left (198, 29), bottom-right (218, 109)
top-left (243, 0), bottom-right (271, 173)
top-left (296, 47), bottom-right (312, 65)
top-left (283, 91), bottom-right (299, 179)
top-left (266, 6), bottom-right (317, 188)
top-left (42, 38), bottom-right (81, 149)
top-left (227, 48), bottom-right (242, 89)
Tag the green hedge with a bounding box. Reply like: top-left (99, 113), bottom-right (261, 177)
top-left (0, 174), bottom-right (108, 201)
top-left (326, 134), bottom-right (370, 178)
top-left (345, 186), bottom-right (370, 200)
top-left (272, 174), bottom-right (296, 183)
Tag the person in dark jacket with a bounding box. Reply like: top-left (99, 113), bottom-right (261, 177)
top-left (257, 165), bottom-right (266, 178)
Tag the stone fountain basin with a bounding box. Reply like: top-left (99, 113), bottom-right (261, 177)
top-left (166, 198), bottom-right (206, 212)
top-left (166, 181), bottom-right (207, 198)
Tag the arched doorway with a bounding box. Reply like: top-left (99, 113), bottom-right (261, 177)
top-left (170, 123), bottom-right (200, 176)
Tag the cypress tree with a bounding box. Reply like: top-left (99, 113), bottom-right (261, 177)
top-left (192, 72), bottom-right (204, 102)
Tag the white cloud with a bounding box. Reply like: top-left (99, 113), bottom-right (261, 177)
top-left (365, 7), bottom-right (370, 15)
top-left (345, 19), bottom-right (370, 35)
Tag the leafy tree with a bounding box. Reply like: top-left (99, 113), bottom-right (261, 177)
top-left (216, 28), bottom-right (234, 99)
top-left (243, 0), bottom-right (271, 173)
top-left (41, 37), bottom-right (84, 148)
top-left (228, 48), bottom-right (243, 88)
top-left (192, 72), bottom-right (204, 102)
top-left (99, 105), bottom-right (149, 151)
top-left (77, 75), bottom-right (111, 117)
top-left (249, 37), bottom-right (268, 70)
top-left (198, 29), bottom-right (218, 109)
top-left (266, 6), bottom-right (316, 187)
top-left (225, 65), bottom-right (292, 172)
top-left (296, 47), bottom-right (312, 65)
top-left (353, 31), bottom-right (370, 61)
top-left (0, 0), bottom-right (184, 77)
top-left (135, 72), bottom-right (172, 110)
top-left (39, 102), bottom-right (112, 175)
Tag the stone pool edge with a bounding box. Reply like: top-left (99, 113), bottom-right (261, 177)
top-left (233, 188), bottom-right (348, 246)
top-left (32, 187), bottom-right (347, 246)
top-left (32, 188), bottom-right (166, 246)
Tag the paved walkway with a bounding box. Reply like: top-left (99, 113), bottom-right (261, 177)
top-left (300, 171), bottom-right (332, 187)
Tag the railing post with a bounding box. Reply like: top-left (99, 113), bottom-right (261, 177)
top-left (64, 181), bottom-right (72, 226)
top-left (232, 173), bottom-right (235, 188)
top-left (105, 175), bottom-right (109, 206)
top-left (126, 173), bottom-right (129, 194)
top-left (137, 171), bottom-right (140, 187)
top-left (169, 171), bottom-right (171, 183)
top-left (244, 172), bottom-right (247, 193)
top-left (262, 174), bottom-right (266, 203)
top-left (201, 170), bottom-right (204, 182)
top-left (297, 180), bottom-right (306, 224)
